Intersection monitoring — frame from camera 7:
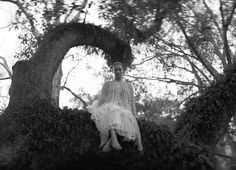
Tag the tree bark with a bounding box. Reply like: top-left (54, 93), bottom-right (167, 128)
top-left (51, 63), bottom-right (63, 107)
top-left (6, 23), bottom-right (132, 111)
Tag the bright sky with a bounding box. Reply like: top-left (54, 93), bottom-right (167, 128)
top-left (0, 4), bottom-right (20, 109)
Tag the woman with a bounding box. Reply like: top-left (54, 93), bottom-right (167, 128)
top-left (87, 62), bottom-right (143, 152)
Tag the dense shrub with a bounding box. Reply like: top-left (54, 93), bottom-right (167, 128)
top-left (0, 100), bottom-right (214, 170)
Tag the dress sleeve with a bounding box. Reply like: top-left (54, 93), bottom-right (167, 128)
top-left (97, 81), bottom-right (109, 107)
top-left (128, 82), bottom-right (137, 117)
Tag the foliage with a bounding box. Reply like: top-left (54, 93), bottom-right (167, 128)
top-left (1, 0), bottom-right (236, 168)
top-left (0, 100), bottom-right (214, 170)
top-left (175, 68), bottom-right (236, 145)
top-left (136, 97), bottom-right (180, 128)
top-left (14, 33), bottom-right (39, 60)
top-left (98, 0), bottom-right (181, 43)
top-left (97, 0), bottom-right (236, 98)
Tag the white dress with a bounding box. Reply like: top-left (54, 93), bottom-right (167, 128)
top-left (88, 79), bottom-right (141, 146)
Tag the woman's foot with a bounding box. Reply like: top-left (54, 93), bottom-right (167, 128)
top-left (111, 138), bottom-right (122, 150)
top-left (102, 139), bottom-right (111, 152)
top-left (110, 129), bottom-right (122, 150)
top-left (137, 144), bottom-right (143, 152)
top-left (99, 133), bottom-right (109, 148)
top-left (135, 134), bottom-right (143, 152)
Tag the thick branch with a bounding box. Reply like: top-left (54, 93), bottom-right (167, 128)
top-left (220, 1), bottom-right (236, 64)
top-left (203, 0), bottom-right (223, 38)
top-left (7, 23), bottom-right (132, 109)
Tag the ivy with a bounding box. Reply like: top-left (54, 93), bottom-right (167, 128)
top-left (175, 72), bottom-right (236, 145)
top-left (0, 100), bottom-right (214, 170)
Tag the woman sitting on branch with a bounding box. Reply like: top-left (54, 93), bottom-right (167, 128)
top-left (88, 62), bottom-right (143, 152)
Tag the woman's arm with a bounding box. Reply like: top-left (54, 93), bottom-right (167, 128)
top-left (97, 81), bottom-right (109, 107)
top-left (129, 82), bottom-right (137, 117)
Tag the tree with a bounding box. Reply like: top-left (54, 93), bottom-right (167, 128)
top-left (0, 0), bottom-right (98, 107)
top-left (99, 0), bottom-right (236, 164)
top-left (1, 0), bottom-right (236, 169)
top-left (5, 22), bottom-right (132, 111)
top-left (98, 0), bottom-right (236, 95)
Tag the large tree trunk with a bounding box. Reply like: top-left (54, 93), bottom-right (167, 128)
top-left (6, 23), bottom-right (132, 111)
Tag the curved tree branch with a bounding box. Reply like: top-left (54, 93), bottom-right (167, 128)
top-left (60, 86), bottom-right (87, 108)
top-left (0, 56), bottom-right (12, 79)
top-left (7, 23), bottom-right (132, 109)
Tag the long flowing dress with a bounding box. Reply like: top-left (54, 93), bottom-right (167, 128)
top-left (87, 79), bottom-right (141, 146)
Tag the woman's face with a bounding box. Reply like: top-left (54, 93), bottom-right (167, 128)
top-left (113, 64), bottom-right (123, 80)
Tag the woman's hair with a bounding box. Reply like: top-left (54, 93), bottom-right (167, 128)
top-left (112, 62), bottom-right (123, 69)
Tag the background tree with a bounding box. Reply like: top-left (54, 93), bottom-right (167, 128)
top-left (98, 0), bottom-right (236, 94)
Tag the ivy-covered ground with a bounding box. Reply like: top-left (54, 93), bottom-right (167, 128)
top-left (0, 100), bottom-right (214, 170)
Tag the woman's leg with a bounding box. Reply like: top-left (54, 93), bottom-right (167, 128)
top-left (110, 129), bottom-right (122, 150)
top-left (99, 132), bottom-right (109, 148)
top-left (136, 132), bottom-right (143, 151)
top-left (102, 139), bottom-right (111, 152)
